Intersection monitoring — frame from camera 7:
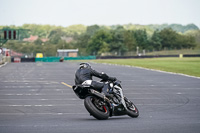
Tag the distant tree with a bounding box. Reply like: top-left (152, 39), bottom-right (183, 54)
top-left (183, 24), bottom-right (199, 33)
top-left (149, 30), bottom-right (162, 50)
top-left (159, 28), bottom-right (178, 49)
top-left (176, 34), bottom-right (196, 49)
top-left (184, 30), bottom-right (200, 48)
top-left (124, 30), bottom-right (137, 51)
top-left (74, 33), bottom-right (91, 55)
top-left (34, 39), bottom-right (43, 45)
top-left (86, 25), bottom-right (100, 36)
top-left (64, 24), bottom-right (86, 35)
top-left (48, 29), bottom-right (65, 44)
top-left (133, 29), bottom-right (148, 50)
top-left (109, 28), bottom-right (127, 55)
top-left (148, 23), bottom-right (199, 33)
top-left (87, 29), bottom-right (112, 55)
top-left (158, 28), bottom-right (196, 49)
top-left (40, 44), bottom-right (57, 56)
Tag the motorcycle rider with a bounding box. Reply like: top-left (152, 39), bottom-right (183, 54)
top-left (75, 63), bottom-right (116, 97)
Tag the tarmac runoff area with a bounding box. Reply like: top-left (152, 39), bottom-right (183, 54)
top-left (0, 62), bottom-right (200, 133)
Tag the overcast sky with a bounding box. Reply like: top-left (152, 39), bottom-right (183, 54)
top-left (0, 0), bottom-right (200, 28)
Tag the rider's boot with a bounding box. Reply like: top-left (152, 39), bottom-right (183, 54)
top-left (101, 84), bottom-right (113, 98)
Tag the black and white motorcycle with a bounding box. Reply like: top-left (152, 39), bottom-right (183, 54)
top-left (72, 79), bottom-right (139, 120)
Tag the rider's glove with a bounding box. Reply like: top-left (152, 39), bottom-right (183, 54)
top-left (109, 77), bottom-right (117, 81)
top-left (101, 72), bottom-right (109, 80)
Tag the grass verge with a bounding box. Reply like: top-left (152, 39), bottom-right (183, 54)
top-left (90, 58), bottom-right (200, 77)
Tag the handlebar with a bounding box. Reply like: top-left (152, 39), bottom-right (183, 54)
top-left (100, 78), bottom-right (121, 84)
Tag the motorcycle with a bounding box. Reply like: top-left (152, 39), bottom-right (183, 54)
top-left (72, 79), bottom-right (139, 120)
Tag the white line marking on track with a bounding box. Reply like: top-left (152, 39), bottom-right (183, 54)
top-left (0, 89), bottom-right (69, 91)
top-left (0, 62), bottom-right (8, 68)
top-left (0, 104), bottom-right (84, 107)
top-left (0, 103), bottom-right (197, 107)
top-left (1, 93), bottom-right (74, 96)
top-left (0, 113), bottom-right (88, 116)
top-left (0, 98), bottom-right (79, 100)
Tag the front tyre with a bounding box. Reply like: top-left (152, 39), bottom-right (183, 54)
top-left (124, 97), bottom-right (139, 118)
top-left (84, 96), bottom-right (110, 120)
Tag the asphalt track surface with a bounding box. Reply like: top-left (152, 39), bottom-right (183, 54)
top-left (0, 62), bottom-right (200, 133)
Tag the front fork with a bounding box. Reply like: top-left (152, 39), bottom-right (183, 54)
top-left (113, 85), bottom-right (128, 110)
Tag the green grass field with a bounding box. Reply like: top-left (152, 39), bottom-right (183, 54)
top-left (91, 58), bottom-right (200, 77)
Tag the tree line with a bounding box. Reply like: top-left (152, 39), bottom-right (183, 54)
top-left (2, 24), bottom-right (199, 56)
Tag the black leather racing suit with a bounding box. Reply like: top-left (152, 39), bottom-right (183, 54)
top-left (75, 67), bottom-right (114, 92)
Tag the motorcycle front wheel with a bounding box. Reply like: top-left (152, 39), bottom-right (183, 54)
top-left (84, 96), bottom-right (110, 120)
top-left (124, 97), bottom-right (139, 118)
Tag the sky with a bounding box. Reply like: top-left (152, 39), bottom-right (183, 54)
top-left (0, 0), bottom-right (200, 28)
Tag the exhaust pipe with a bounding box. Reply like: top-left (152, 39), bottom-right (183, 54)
top-left (90, 89), bottom-right (110, 102)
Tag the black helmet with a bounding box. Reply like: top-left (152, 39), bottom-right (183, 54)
top-left (79, 63), bottom-right (91, 69)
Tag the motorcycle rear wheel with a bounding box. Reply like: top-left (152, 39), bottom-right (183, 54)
top-left (84, 96), bottom-right (110, 120)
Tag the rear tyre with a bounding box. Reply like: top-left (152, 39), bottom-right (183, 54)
top-left (124, 97), bottom-right (139, 118)
top-left (84, 96), bottom-right (110, 120)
